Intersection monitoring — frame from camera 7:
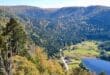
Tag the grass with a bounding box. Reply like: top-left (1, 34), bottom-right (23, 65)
top-left (63, 41), bottom-right (100, 69)
top-left (64, 49), bottom-right (99, 57)
top-left (107, 51), bottom-right (110, 55)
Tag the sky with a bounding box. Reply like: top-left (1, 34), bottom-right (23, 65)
top-left (0, 0), bottom-right (110, 8)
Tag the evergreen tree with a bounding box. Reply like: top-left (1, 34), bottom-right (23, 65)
top-left (4, 18), bottom-right (27, 55)
top-left (0, 18), bottom-right (27, 75)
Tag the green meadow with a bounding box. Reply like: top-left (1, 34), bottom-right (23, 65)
top-left (63, 41), bottom-right (100, 69)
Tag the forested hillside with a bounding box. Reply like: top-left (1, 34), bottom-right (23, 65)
top-left (1, 5), bottom-right (110, 75)
top-left (0, 18), bottom-right (65, 75)
top-left (0, 6), bottom-right (110, 56)
top-left (0, 17), bottom-right (93, 75)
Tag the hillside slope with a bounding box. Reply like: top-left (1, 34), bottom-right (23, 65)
top-left (0, 6), bottom-right (110, 56)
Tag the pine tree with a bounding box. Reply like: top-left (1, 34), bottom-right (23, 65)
top-left (4, 18), bottom-right (27, 55)
top-left (0, 18), bottom-right (27, 75)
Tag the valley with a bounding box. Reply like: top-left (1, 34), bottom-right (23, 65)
top-left (0, 5), bottom-right (110, 75)
top-left (1, 6), bottom-right (110, 56)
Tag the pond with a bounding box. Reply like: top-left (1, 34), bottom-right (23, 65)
top-left (82, 58), bottom-right (110, 75)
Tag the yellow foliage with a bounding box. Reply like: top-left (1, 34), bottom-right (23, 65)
top-left (32, 47), bottom-right (64, 75)
top-left (47, 59), bottom-right (64, 75)
top-left (69, 67), bottom-right (91, 75)
top-left (11, 47), bottom-right (65, 75)
top-left (12, 55), bottom-right (40, 75)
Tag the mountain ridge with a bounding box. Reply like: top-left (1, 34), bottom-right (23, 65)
top-left (0, 5), bottom-right (110, 56)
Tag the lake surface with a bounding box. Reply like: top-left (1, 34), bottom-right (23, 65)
top-left (82, 58), bottom-right (110, 75)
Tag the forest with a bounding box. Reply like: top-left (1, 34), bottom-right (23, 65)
top-left (0, 18), bottom-right (95, 75)
top-left (0, 6), bottom-right (110, 75)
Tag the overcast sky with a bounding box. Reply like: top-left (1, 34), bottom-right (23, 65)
top-left (1, 0), bottom-right (110, 8)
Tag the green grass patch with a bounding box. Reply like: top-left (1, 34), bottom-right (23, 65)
top-left (63, 41), bottom-right (100, 69)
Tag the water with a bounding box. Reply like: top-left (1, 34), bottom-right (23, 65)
top-left (82, 58), bottom-right (110, 75)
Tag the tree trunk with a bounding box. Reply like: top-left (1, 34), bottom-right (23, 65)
top-left (0, 55), bottom-right (8, 75)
